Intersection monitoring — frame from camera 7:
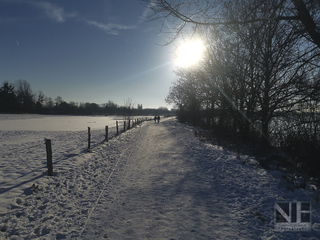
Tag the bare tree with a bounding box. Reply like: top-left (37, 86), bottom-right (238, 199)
top-left (165, 0), bottom-right (320, 144)
top-left (54, 96), bottom-right (64, 107)
top-left (166, 69), bottom-right (204, 125)
top-left (123, 97), bottom-right (136, 122)
top-left (15, 79), bottom-right (35, 112)
top-left (35, 90), bottom-right (45, 111)
top-left (44, 97), bottom-right (54, 109)
top-left (140, 0), bottom-right (320, 48)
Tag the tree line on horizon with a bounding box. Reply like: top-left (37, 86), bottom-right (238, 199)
top-left (0, 80), bottom-right (174, 116)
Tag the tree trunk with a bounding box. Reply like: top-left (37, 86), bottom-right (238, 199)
top-left (291, 0), bottom-right (320, 49)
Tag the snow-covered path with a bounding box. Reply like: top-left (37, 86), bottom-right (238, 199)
top-left (1, 117), bottom-right (320, 239)
top-left (81, 117), bottom-right (250, 239)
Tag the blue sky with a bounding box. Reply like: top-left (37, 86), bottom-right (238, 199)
top-left (0, 0), bottom-right (177, 109)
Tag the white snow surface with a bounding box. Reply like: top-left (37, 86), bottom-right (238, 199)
top-left (0, 115), bottom-right (320, 239)
top-left (0, 114), bottom-right (138, 216)
top-left (0, 114), bottom-right (130, 131)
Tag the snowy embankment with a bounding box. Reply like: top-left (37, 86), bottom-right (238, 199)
top-left (0, 115), bottom-right (320, 239)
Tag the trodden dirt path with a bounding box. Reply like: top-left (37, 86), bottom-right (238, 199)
top-left (79, 118), bottom-right (256, 239)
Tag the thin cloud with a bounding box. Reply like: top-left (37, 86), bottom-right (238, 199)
top-left (83, 19), bottom-right (136, 35)
top-left (35, 1), bottom-right (136, 35)
top-left (32, 1), bottom-right (77, 23)
top-left (140, 0), bottom-right (158, 22)
top-left (2, 0), bottom-right (136, 35)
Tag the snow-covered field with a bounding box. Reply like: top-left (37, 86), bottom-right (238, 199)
top-left (0, 114), bottom-right (140, 216)
top-left (0, 114), bottom-right (320, 239)
top-left (0, 114), bottom-right (123, 132)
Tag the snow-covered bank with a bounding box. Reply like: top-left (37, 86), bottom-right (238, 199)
top-left (0, 117), bottom-right (320, 239)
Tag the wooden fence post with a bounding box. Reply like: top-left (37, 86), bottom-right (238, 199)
top-left (128, 119), bottom-right (131, 130)
top-left (124, 121), bottom-right (126, 132)
top-left (88, 127), bottom-right (91, 152)
top-left (105, 126), bottom-right (108, 142)
top-left (45, 139), bottom-right (53, 176)
top-left (116, 121), bottom-right (119, 135)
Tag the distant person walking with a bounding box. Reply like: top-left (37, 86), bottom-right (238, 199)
top-left (154, 116), bottom-right (157, 123)
top-left (157, 116), bottom-right (160, 123)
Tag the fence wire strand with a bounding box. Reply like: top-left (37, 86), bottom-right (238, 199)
top-left (0, 118), bottom-right (151, 193)
top-left (1, 142), bottom-right (44, 158)
top-left (14, 152), bottom-right (37, 176)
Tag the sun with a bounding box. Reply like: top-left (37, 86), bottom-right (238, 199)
top-left (174, 40), bottom-right (204, 67)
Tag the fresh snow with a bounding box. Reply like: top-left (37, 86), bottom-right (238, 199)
top-left (0, 114), bottom-right (130, 216)
top-left (0, 115), bottom-right (320, 239)
top-left (0, 114), bottom-right (127, 132)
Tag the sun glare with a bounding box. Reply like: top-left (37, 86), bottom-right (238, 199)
top-left (174, 40), bottom-right (204, 67)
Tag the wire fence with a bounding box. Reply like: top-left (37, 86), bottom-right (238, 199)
top-left (0, 117), bottom-right (151, 189)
